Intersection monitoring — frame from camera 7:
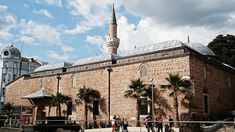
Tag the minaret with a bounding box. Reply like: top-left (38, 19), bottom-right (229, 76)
top-left (106, 4), bottom-right (120, 54)
top-left (187, 35), bottom-right (190, 43)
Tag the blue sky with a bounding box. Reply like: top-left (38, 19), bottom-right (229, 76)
top-left (0, 0), bottom-right (235, 64)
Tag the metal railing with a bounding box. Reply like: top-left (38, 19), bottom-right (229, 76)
top-left (0, 119), bottom-right (234, 132)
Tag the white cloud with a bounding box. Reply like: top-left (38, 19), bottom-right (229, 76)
top-left (121, 0), bottom-right (235, 28)
top-left (116, 15), bottom-right (233, 55)
top-left (86, 35), bottom-right (104, 46)
top-left (65, 0), bottom-right (113, 34)
top-left (23, 4), bottom-right (29, 8)
top-left (0, 4), bottom-right (16, 40)
top-left (117, 16), bottom-right (154, 53)
top-left (20, 20), bottom-right (61, 45)
top-left (33, 9), bottom-right (53, 19)
top-left (19, 35), bottom-right (36, 44)
top-left (47, 50), bottom-right (69, 61)
top-left (61, 45), bottom-right (75, 52)
top-left (0, 31), bottom-right (12, 41)
top-left (64, 24), bottom-right (90, 34)
top-left (35, 0), bottom-right (63, 7)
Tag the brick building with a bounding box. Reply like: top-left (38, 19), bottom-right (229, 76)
top-left (5, 6), bottom-right (235, 126)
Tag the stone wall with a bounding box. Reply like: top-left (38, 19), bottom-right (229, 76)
top-left (5, 53), bottom-right (235, 125)
top-left (189, 55), bottom-right (235, 114)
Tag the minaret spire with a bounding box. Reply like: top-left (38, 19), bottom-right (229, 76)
top-left (187, 35), bottom-right (190, 43)
top-left (111, 3), bottom-right (117, 25)
top-left (105, 4), bottom-right (120, 54)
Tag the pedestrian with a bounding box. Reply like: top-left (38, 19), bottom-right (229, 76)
top-left (122, 118), bottom-right (129, 132)
top-left (112, 115), bottom-right (116, 132)
top-left (145, 113), bottom-right (154, 132)
top-left (156, 114), bottom-right (163, 132)
top-left (115, 115), bottom-right (121, 132)
top-left (168, 116), bottom-right (174, 131)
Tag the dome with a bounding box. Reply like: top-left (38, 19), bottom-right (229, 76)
top-left (127, 40), bottom-right (184, 56)
top-left (184, 42), bottom-right (215, 56)
top-left (1, 45), bottom-right (21, 58)
top-left (34, 62), bottom-right (72, 72)
top-left (73, 53), bottom-right (120, 66)
top-left (127, 40), bottom-right (215, 56)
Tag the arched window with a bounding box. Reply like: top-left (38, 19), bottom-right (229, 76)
top-left (203, 94), bottom-right (209, 113)
top-left (72, 75), bottom-right (77, 87)
top-left (140, 65), bottom-right (148, 77)
top-left (40, 78), bottom-right (44, 89)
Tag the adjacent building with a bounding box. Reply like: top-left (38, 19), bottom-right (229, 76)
top-left (0, 45), bottom-right (42, 108)
top-left (5, 6), bottom-right (235, 126)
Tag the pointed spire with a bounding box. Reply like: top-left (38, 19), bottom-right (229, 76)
top-left (187, 35), bottom-right (190, 43)
top-left (105, 3), bottom-right (120, 54)
top-left (111, 3), bottom-right (117, 25)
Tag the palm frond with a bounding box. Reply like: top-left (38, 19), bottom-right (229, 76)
top-left (75, 85), bottom-right (101, 106)
top-left (124, 90), bottom-right (134, 98)
top-left (99, 97), bottom-right (107, 115)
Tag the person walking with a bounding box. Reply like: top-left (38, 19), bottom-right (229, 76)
top-left (115, 115), bottom-right (121, 132)
top-left (122, 118), bottom-right (129, 132)
top-left (156, 114), bottom-right (163, 132)
top-left (112, 115), bottom-right (117, 132)
top-left (145, 113), bottom-right (154, 132)
top-left (168, 116), bottom-right (174, 131)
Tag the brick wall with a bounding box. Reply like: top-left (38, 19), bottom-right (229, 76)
top-left (5, 54), bottom-right (235, 125)
top-left (190, 55), bottom-right (235, 114)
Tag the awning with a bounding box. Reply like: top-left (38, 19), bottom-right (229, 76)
top-left (22, 89), bottom-right (52, 99)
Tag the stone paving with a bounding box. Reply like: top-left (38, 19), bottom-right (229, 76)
top-left (83, 127), bottom-right (179, 132)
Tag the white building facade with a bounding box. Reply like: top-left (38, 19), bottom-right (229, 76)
top-left (0, 45), bottom-right (42, 108)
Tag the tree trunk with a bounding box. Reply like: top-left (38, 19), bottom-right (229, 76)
top-left (175, 96), bottom-right (179, 127)
top-left (58, 104), bottom-right (61, 116)
top-left (136, 98), bottom-right (140, 127)
top-left (48, 105), bottom-right (51, 116)
top-left (85, 103), bottom-right (88, 129)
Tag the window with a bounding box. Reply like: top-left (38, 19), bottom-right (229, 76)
top-left (140, 97), bottom-right (148, 115)
top-left (3, 74), bottom-right (6, 82)
top-left (72, 75), bottom-right (77, 87)
top-left (7, 73), bottom-right (11, 82)
top-left (40, 79), bottom-right (44, 89)
top-left (228, 75), bottom-right (231, 88)
top-left (140, 65), bottom-right (148, 77)
top-left (203, 94), bottom-right (209, 113)
top-left (13, 62), bottom-right (18, 74)
top-left (13, 74), bottom-right (16, 80)
top-left (3, 51), bottom-right (9, 56)
top-left (93, 100), bottom-right (99, 115)
top-left (203, 66), bottom-right (207, 79)
top-left (3, 68), bottom-right (7, 74)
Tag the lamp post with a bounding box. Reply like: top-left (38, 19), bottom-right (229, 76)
top-left (149, 79), bottom-right (154, 118)
top-left (107, 66), bottom-right (112, 121)
top-left (56, 74), bottom-right (61, 116)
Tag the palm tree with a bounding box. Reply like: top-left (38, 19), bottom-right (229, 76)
top-left (75, 85), bottom-right (101, 129)
top-left (51, 93), bottom-right (72, 116)
top-left (162, 73), bottom-right (192, 126)
top-left (1, 102), bottom-right (14, 126)
top-left (1, 102), bottom-right (13, 118)
top-left (124, 79), bottom-right (147, 126)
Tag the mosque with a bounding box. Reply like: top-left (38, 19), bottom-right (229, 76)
top-left (5, 5), bottom-right (235, 126)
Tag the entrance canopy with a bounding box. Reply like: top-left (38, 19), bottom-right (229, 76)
top-left (22, 89), bottom-right (52, 99)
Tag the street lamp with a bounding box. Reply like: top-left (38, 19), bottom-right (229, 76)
top-left (107, 66), bottom-right (112, 121)
top-left (56, 74), bottom-right (61, 116)
top-left (56, 74), bottom-right (61, 94)
top-left (149, 79), bottom-right (154, 118)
